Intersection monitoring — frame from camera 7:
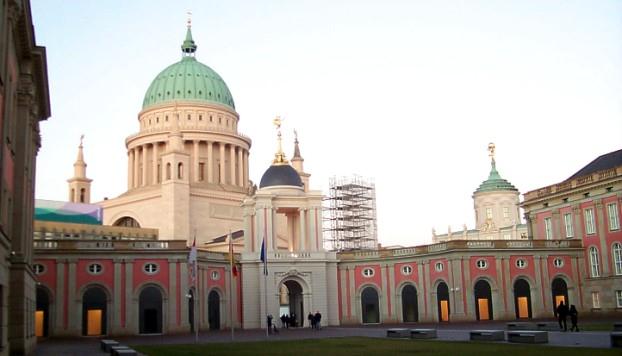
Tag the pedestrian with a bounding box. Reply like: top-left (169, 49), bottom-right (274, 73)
top-left (308, 312), bottom-right (314, 329)
top-left (569, 305), bottom-right (579, 332)
top-left (556, 300), bottom-right (568, 331)
top-left (291, 313), bottom-right (297, 327)
top-left (267, 314), bottom-right (273, 334)
top-left (280, 314), bottom-right (286, 329)
top-left (314, 310), bottom-right (322, 330)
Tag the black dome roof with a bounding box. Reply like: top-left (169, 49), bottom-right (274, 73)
top-left (259, 164), bottom-right (303, 188)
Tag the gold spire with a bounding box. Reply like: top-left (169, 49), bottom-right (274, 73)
top-left (488, 142), bottom-right (496, 163)
top-left (272, 116), bottom-right (288, 165)
top-left (186, 11), bottom-right (192, 28)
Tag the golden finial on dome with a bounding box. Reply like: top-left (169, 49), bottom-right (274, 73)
top-left (488, 142), bottom-right (496, 163)
top-left (186, 11), bottom-right (192, 29)
top-left (272, 116), bottom-right (288, 165)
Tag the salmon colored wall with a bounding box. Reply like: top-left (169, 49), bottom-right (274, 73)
top-left (547, 255), bottom-right (573, 281)
top-left (509, 255), bottom-right (536, 281)
top-left (429, 258), bottom-right (448, 284)
top-left (559, 206), bottom-right (573, 238)
top-left (469, 256), bottom-right (498, 281)
top-left (579, 201), bottom-right (596, 238)
top-left (34, 259), bottom-right (57, 293)
top-left (393, 262), bottom-right (419, 289)
top-left (133, 258), bottom-right (170, 290)
top-left (535, 211), bottom-right (552, 239)
top-left (354, 264), bottom-right (382, 291)
top-left (603, 196), bottom-right (622, 259)
top-left (76, 259), bottom-right (114, 293)
top-left (207, 266), bottom-right (226, 290)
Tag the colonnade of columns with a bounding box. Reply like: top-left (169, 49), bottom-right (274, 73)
top-left (127, 140), bottom-right (249, 189)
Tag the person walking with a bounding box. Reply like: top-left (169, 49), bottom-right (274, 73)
top-left (267, 314), bottom-right (273, 334)
top-left (556, 301), bottom-right (568, 331)
top-left (314, 311), bottom-right (322, 330)
top-left (569, 305), bottom-right (579, 332)
top-left (308, 312), bottom-right (314, 329)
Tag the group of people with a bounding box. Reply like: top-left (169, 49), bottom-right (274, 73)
top-left (556, 300), bottom-right (579, 332)
top-left (307, 311), bottom-right (322, 330)
top-left (280, 313), bottom-right (298, 328)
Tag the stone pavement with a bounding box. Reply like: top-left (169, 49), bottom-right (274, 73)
top-left (34, 322), bottom-right (616, 355)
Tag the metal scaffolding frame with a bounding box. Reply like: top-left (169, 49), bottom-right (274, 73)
top-left (323, 175), bottom-right (378, 251)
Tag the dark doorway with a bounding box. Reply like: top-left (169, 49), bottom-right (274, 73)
top-left (208, 290), bottom-right (220, 330)
top-left (551, 278), bottom-right (568, 316)
top-left (36, 287), bottom-right (50, 337)
top-left (513, 279), bottom-right (532, 319)
top-left (188, 289), bottom-right (195, 332)
top-left (361, 287), bottom-right (379, 324)
top-left (82, 286), bottom-right (107, 336)
top-left (401, 285), bottom-right (418, 322)
top-left (283, 280), bottom-right (304, 327)
top-left (474, 280), bottom-right (493, 321)
top-left (437, 282), bottom-right (450, 322)
top-left (139, 286), bottom-right (163, 334)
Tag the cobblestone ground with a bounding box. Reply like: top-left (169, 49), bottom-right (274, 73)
top-left (34, 320), bottom-right (617, 355)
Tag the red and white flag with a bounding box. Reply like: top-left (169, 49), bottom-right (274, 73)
top-left (189, 234), bottom-right (197, 284)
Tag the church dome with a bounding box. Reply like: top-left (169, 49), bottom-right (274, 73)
top-left (142, 27), bottom-right (235, 110)
top-left (474, 161), bottom-right (518, 194)
top-left (259, 164), bottom-right (303, 188)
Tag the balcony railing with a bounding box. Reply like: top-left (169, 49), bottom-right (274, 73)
top-left (34, 239), bottom-right (187, 251)
top-left (523, 166), bottom-right (621, 202)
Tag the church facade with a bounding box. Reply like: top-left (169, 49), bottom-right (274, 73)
top-left (31, 25), bottom-right (622, 339)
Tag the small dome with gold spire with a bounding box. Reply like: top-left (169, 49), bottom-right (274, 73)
top-left (259, 116), bottom-right (303, 188)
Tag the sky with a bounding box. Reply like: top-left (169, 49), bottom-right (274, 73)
top-left (31, 0), bottom-right (622, 247)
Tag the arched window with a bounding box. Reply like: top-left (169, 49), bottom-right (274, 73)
top-left (177, 163), bottom-right (183, 179)
top-left (80, 188), bottom-right (85, 203)
top-left (613, 242), bottom-right (622, 275)
top-left (71, 188), bottom-right (75, 202)
top-left (166, 163), bottom-right (171, 180)
top-left (113, 216), bottom-right (140, 228)
top-left (589, 246), bottom-right (600, 277)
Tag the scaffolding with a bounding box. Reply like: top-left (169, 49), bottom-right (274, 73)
top-left (324, 175), bottom-right (378, 251)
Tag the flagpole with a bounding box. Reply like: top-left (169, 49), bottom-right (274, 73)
top-left (229, 231), bottom-right (235, 341)
top-left (194, 231), bottom-right (198, 344)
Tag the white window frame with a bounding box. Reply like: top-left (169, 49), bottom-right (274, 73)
top-left (584, 208), bottom-right (596, 235)
top-left (211, 270), bottom-right (220, 280)
top-left (486, 208), bottom-right (493, 220)
top-left (589, 246), bottom-right (600, 277)
top-left (591, 291), bottom-right (600, 309)
top-left (616, 290), bottom-right (622, 308)
top-left (362, 268), bottom-right (374, 277)
top-left (88, 263), bottom-right (103, 275)
top-left (33, 264), bottom-right (45, 275)
top-left (608, 203), bottom-right (620, 231)
top-left (435, 262), bottom-right (444, 272)
top-left (553, 258), bottom-right (564, 268)
top-left (613, 242), bottom-right (622, 276)
top-left (143, 263), bottom-right (159, 275)
top-left (401, 265), bottom-right (413, 275)
top-left (563, 213), bottom-right (573, 238)
top-left (503, 207), bottom-right (509, 219)
top-left (516, 259), bottom-right (527, 269)
top-left (476, 259), bottom-right (488, 269)
top-left (544, 217), bottom-right (553, 240)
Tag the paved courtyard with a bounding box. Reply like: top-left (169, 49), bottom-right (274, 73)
top-left (35, 321), bottom-right (618, 356)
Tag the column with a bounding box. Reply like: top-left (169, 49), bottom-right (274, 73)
top-left (243, 150), bottom-right (249, 188)
top-left (67, 259), bottom-right (78, 333)
top-left (207, 141), bottom-right (213, 183)
top-left (168, 260), bottom-right (178, 332)
top-left (127, 150), bottom-right (133, 189)
top-left (125, 260), bottom-right (134, 332)
top-left (572, 205), bottom-right (582, 239)
top-left (237, 147), bottom-right (244, 186)
top-left (230, 144), bottom-right (236, 185)
top-left (133, 148), bottom-right (139, 189)
top-left (269, 208), bottom-right (275, 251)
top-left (55, 261), bottom-right (65, 332)
top-left (532, 255), bottom-right (545, 317)
top-left (152, 142), bottom-right (159, 184)
top-left (113, 259), bottom-right (123, 331)
top-left (552, 209), bottom-right (560, 239)
top-left (308, 207), bottom-right (318, 251)
top-left (595, 200), bottom-right (610, 275)
top-left (299, 208), bottom-right (307, 251)
top-left (141, 145), bottom-right (147, 186)
top-left (219, 143), bottom-right (225, 184)
top-left (193, 140), bottom-right (199, 182)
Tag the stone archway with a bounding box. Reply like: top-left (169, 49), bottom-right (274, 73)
top-left (474, 279), bottom-right (493, 321)
top-left (361, 286), bottom-right (379, 324)
top-left (436, 282), bottom-right (450, 322)
top-left (551, 277), bottom-right (569, 316)
top-left (36, 287), bottom-right (51, 337)
top-left (513, 279), bottom-right (532, 319)
top-left (82, 286), bottom-right (107, 336)
top-left (208, 290), bottom-right (221, 330)
top-left (139, 286), bottom-right (163, 334)
top-left (401, 284), bottom-right (418, 322)
top-left (282, 280), bottom-right (304, 327)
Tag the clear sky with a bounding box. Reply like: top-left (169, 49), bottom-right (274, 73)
top-left (31, 0), bottom-right (622, 247)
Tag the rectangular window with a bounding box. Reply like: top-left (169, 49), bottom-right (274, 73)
top-left (616, 290), bottom-right (622, 308)
top-left (584, 208), bottom-right (595, 235)
top-left (589, 247), bottom-right (600, 277)
top-left (608, 203), bottom-right (620, 231)
top-left (544, 217), bottom-right (553, 240)
top-left (503, 207), bottom-right (509, 219)
top-left (591, 291), bottom-right (600, 309)
top-left (198, 162), bottom-right (205, 181)
top-left (563, 213), bottom-right (573, 238)
top-left (486, 208), bottom-right (493, 219)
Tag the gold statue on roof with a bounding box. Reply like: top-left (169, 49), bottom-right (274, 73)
top-left (272, 116), bottom-right (288, 165)
top-left (488, 142), bottom-right (496, 162)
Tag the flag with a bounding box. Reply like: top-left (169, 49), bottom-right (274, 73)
top-left (229, 232), bottom-right (238, 277)
top-left (260, 238), bottom-right (268, 275)
top-left (188, 234), bottom-right (197, 284)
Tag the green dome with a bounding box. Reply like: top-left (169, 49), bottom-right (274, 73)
top-left (474, 161), bottom-right (518, 194)
top-left (142, 27), bottom-right (235, 110)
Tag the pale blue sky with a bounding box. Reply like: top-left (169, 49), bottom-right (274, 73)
top-left (32, 0), bottom-right (622, 247)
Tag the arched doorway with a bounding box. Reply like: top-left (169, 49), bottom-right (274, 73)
top-left (361, 287), bottom-right (379, 324)
top-left (474, 279), bottom-right (493, 321)
top-left (208, 290), bottom-right (220, 330)
top-left (551, 277), bottom-right (568, 316)
top-left (437, 282), bottom-right (450, 322)
top-left (82, 286), bottom-right (107, 336)
top-left (281, 280), bottom-right (304, 327)
top-left (401, 285), bottom-right (418, 322)
top-left (513, 279), bottom-right (532, 319)
top-left (36, 287), bottom-right (50, 337)
top-left (139, 286), bottom-right (163, 334)
top-left (188, 289), bottom-right (195, 332)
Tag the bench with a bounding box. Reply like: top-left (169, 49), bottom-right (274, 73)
top-left (410, 329), bottom-right (437, 339)
top-left (506, 322), bottom-right (535, 330)
top-left (507, 330), bottom-right (548, 344)
top-left (387, 328), bottom-right (410, 338)
top-left (100, 339), bottom-right (119, 352)
top-left (470, 330), bottom-right (505, 341)
top-left (536, 322), bottom-right (559, 331)
top-left (113, 349), bottom-right (137, 356)
top-left (109, 345), bottom-right (130, 355)
top-left (614, 323), bottom-right (622, 331)
top-left (612, 332), bottom-right (622, 348)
